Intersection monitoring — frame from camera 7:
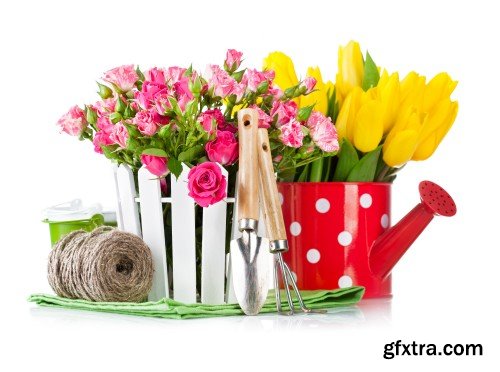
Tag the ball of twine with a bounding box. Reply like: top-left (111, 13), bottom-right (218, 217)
top-left (48, 227), bottom-right (154, 302)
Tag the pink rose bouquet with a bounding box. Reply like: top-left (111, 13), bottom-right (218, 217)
top-left (57, 50), bottom-right (339, 207)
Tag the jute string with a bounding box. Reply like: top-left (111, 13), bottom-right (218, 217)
top-left (48, 227), bottom-right (154, 302)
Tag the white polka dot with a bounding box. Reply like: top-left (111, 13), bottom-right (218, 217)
top-left (278, 192), bottom-right (284, 205)
top-left (360, 193), bottom-right (372, 208)
top-left (315, 198), bottom-right (330, 213)
top-left (306, 248), bottom-right (320, 264)
top-left (381, 214), bottom-right (389, 228)
top-left (338, 275), bottom-right (353, 288)
top-left (337, 231), bottom-right (352, 246)
top-left (290, 222), bottom-right (301, 236)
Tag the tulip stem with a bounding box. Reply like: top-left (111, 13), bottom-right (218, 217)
top-left (309, 157), bottom-right (324, 182)
top-left (376, 164), bottom-right (390, 182)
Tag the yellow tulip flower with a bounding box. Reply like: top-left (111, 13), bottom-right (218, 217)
top-left (376, 70), bottom-right (400, 134)
top-left (353, 99), bottom-right (384, 153)
top-left (335, 86), bottom-right (365, 143)
top-left (336, 41), bottom-right (364, 101)
top-left (263, 51), bottom-right (299, 91)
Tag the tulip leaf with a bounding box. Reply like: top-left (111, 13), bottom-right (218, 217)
top-left (326, 86), bottom-right (340, 122)
top-left (346, 147), bottom-right (381, 182)
top-left (168, 158), bottom-right (183, 179)
top-left (362, 52), bottom-right (380, 91)
top-left (142, 148), bottom-right (168, 158)
top-left (297, 164), bottom-right (310, 182)
top-left (178, 145), bottom-right (204, 163)
top-left (333, 139), bottom-right (359, 181)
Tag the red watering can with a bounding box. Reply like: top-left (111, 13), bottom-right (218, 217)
top-left (278, 180), bottom-right (456, 298)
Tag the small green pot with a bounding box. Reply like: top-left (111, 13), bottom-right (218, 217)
top-left (43, 214), bottom-right (105, 246)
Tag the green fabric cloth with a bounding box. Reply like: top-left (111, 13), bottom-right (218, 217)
top-left (28, 286), bottom-right (364, 320)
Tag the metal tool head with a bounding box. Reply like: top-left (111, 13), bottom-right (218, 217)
top-left (230, 229), bottom-right (270, 315)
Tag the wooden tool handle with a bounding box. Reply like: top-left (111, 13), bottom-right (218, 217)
top-left (257, 128), bottom-right (287, 241)
top-left (237, 109), bottom-right (259, 221)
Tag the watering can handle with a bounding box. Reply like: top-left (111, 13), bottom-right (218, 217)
top-left (257, 128), bottom-right (287, 241)
top-left (237, 109), bottom-right (260, 222)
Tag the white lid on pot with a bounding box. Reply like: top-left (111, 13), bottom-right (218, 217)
top-left (42, 199), bottom-right (103, 222)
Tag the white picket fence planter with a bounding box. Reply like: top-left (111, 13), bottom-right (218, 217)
top-left (112, 163), bottom-right (267, 305)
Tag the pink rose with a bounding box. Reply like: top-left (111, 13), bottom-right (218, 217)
top-left (173, 78), bottom-right (194, 111)
top-left (306, 112), bottom-right (339, 152)
top-left (301, 77), bottom-right (317, 94)
top-left (140, 155), bottom-right (169, 177)
top-left (225, 49), bottom-right (243, 71)
top-left (102, 65), bottom-right (138, 92)
top-left (93, 98), bottom-right (117, 117)
top-left (198, 109), bottom-right (225, 134)
top-left (165, 67), bottom-right (186, 84)
top-left (97, 115), bottom-right (114, 133)
top-left (205, 65), bottom-right (236, 98)
top-left (93, 131), bottom-right (114, 154)
top-left (109, 122), bottom-right (128, 148)
top-left (250, 105), bottom-right (272, 129)
top-left (205, 131), bottom-right (239, 165)
top-left (145, 67), bottom-right (166, 84)
top-left (279, 118), bottom-right (304, 148)
top-left (154, 93), bottom-right (172, 115)
top-left (135, 80), bottom-right (168, 109)
top-left (132, 109), bottom-right (163, 136)
top-left (187, 162), bottom-right (227, 207)
top-left (243, 69), bottom-right (273, 92)
top-left (268, 85), bottom-right (284, 99)
top-left (232, 82), bottom-right (246, 101)
top-left (270, 100), bottom-right (298, 126)
top-left (57, 106), bottom-right (88, 136)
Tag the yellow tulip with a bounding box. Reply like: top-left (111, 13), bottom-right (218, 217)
top-left (336, 41), bottom-right (364, 101)
top-left (335, 86), bottom-right (365, 143)
top-left (376, 70), bottom-right (400, 134)
top-left (263, 51), bottom-right (299, 91)
top-left (353, 99), bottom-right (384, 153)
top-left (423, 72), bottom-right (457, 113)
top-left (300, 66), bottom-right (329, 114)
top-left (412, 99), bottom-right (458, 160)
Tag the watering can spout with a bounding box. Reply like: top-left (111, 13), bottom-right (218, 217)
top-left (369, 181), bottom-right (456, 279)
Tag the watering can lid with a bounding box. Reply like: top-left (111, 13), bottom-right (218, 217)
top-left (42, 199), bottom-right (103, 222)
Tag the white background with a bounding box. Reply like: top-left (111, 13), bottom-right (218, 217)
top-left (1, 0), bottom-right (498, 370)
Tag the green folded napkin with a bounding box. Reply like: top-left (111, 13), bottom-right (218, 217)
top-left (28, 286), bottom-right (364, 320)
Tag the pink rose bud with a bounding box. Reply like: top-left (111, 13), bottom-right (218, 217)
top-left (165, 66), bottom-right (187, 84)
top-left (141, 155), bottom-right (169, 177)
top-left (93, 131), bottom-right (114, 154)
top-left (306, 112), bottom-right (339, 152)
top-left (109, 122), bottom-right (129, 148)
top-left (301, 77), bottom-right (317, 94)
top-left (225, 49), bottom-right (243, 72)
top-left (279, 118), bottom-right (305, 148)
top-left (270, 100), bottom-right (298, 126)
top-left (57, 105), bottom-right (88, 136)
top-left (102, 65), bottom-right (138, 92)
top-left (243, 69), bottom-right (270, 92)
top-left (205, 131), bottom-right (239, 165)
top-left (187, 162), bottom-right (227, 207)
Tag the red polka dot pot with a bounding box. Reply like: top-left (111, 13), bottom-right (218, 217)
top-left (278, 180), bottom-right (456, 298)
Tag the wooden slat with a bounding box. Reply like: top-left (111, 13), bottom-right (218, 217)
top-left (201, 165), bottom-right (228, 305)
top-left (116, 164), bottom-right (141, 236)
top-left (138, 167), bottom-right (169, 301)
top-left (170, 164), bottom-right (196, 303)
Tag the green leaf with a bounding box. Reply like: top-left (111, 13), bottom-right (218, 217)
top-left (232, 70), bottom-right (245, 83)
top-left (115, 97), bottom-right (127, 114)
top-left (85, 105), bottom-right (97, 125)
top-left (135, 66), bottom-right (145, 81)
top-left (308, 157), bottom-right (324, 182)
top-left (142, 148), bottom-right (168, 157)
top-left (178, 145), bottom-right (204, 163)
top-left (297, 105), bottom-right (314, 122)
top-left (168, 158), bottom-right (183, 179)
top-left (123, 104), bottom-right (136, 119)
top-left (346, 146), bottom-right (381, 182)
top-left (109, 112), bottom-right (122, 124)
top-left (296, 164), bottom-right (310, 182)
top-left (361, 52), bottom-right (380, 91)
top-left (333, 139), bottom-right (359, 181)
top-left (158, 124), bottom-right (172, 140)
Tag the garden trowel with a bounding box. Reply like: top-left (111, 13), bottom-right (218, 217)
top-left (230, 108), bottom-right (269, 315)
